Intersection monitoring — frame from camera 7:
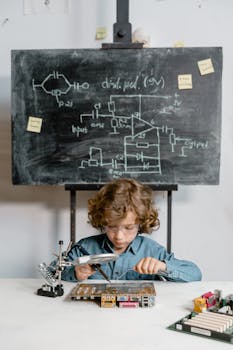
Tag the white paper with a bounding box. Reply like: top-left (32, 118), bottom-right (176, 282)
top-left (23, 0), bottom-right (69, 15)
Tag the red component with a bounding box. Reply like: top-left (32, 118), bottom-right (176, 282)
top-left (202, 292), bottom-right (216, 308)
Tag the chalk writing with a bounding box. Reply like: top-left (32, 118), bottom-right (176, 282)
top-left (11, 47), bottom-right (222, 185)
top-left (198, 58), bottom-right (215, 75)
top-left (75, 94), bottom-right (208, 177)
top-left (72, 125), bottom-right (88, 137)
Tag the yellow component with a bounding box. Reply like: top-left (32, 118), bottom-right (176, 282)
top-left (101, 294), bottom-right (116, 308)
top-left (193, 297), bottom-right (207, 313)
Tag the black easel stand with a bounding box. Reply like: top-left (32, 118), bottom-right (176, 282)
top-left (102, 0), bottom-right (143, 49)
top-left (65, 184), bottom-right (177, 254)
top-left (65, 184), bottom-right (104, 244)
top-left (67, 186), bottom-right (76, 244)
top-left (65, 0), bottom-right (178, 254)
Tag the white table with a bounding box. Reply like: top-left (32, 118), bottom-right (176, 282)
top-left (1, 279), bottom-right (233, 350)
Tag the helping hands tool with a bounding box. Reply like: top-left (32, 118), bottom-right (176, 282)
top-left (37, 241), bottom-right (118, 297)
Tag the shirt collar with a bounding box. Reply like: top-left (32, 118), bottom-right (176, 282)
top-left (127, 235), bottom-right (141, 254)
top-left (101, 235), bottom-right (141, 255)
top-left (101, 236), bottom-right (114, 253)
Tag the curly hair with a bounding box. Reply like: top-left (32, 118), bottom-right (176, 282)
top-left (88, 178), bottom-right (160, 234)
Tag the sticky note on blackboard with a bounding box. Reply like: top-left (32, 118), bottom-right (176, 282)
top-left (174, 41), bottom-right (185, 48)
top-left (198, 58), bottom-right (215, 75)
top-left (178, 74), bottom-right (192, 90)
top-left (27, 116), bottom-right (42, 133)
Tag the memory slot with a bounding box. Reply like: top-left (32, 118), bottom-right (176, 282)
top-left (195, 313), bottom-right (233, 328)
top-left (184, 319), bottom-right (224, 333)
top-left (193, 316), bottom-right (228, 331)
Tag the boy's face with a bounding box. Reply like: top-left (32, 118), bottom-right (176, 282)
top-left (104, 211), bottom-right (139, 254)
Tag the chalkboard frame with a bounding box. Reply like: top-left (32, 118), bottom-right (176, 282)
top-left (11, 47), bottom-right (222, 186)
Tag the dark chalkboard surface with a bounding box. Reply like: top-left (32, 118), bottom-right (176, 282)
top-left (11, 47), bottom-right (222, 185)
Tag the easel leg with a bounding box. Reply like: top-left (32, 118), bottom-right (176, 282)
top-left (167, 190), bottom-right (172, 254)
top-left (70, 189), bottom-right (76, 243)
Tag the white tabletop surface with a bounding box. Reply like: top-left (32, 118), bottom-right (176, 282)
top-left (1, 279), bottom-right (233, 350)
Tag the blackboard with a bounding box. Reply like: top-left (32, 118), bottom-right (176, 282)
top-left (11, 47), bottom-right (222, 185)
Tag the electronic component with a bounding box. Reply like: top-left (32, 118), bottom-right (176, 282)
top-left (168, 290), bottom-right (233, 343)
top-left (168, 311), bottom-right (233, 343)
top-left (70, 282), bottom-right (156, 308)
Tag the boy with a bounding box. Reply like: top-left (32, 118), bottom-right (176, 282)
top-left (61, 178), bottom-right (202, 282)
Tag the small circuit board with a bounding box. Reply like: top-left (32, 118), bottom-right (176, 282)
top-left (168, 311), bottom-right (233, 343)
top-left (70, 282), bottom-right (156, 308)
top-left (168, 290), bottom-right (233, 344)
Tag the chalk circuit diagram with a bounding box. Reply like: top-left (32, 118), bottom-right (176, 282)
top-left (32, 71), bottom-right (209, 179)
top-left (74, 95), bottom-right (208, 178)
top-left (32, 70), bottom-right (89, 108)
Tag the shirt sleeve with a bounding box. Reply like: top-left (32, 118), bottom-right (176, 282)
top-left (138, 237), bottom-right (202, 282)
top-left (60, 243), bottom-right (85, 282)
top-left (157, 247), bottom-right (202, 282)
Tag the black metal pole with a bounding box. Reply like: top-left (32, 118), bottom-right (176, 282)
top-left (113, 0), bottom-right (131, 43)
top-left (116, 0), bottom-right (129, 22)
top-left (102, 0), bottom-right (143, 48)
top-left (65, 185), bottom-right (78, 243)
top-left (70, 189), bottom-right (76, 243)
top-left (167, 190), bottom-right (172, 254)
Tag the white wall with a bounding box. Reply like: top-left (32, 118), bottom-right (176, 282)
top-left (0, 0), bottom-right (232, 280)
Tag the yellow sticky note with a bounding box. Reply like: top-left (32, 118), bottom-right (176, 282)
top-left (178, 74), bottom-right (193, 90)
top-left (198, 58), bottom-right (215, 75)
top-left (95, 27), bottom-right (107, 40)
top-left (27, 116), bottom-right (43, 133)
top-left (174, 41), bottom-right (185, 48)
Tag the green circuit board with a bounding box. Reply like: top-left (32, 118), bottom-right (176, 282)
top-left (168, 311), bottom-right (233, 344)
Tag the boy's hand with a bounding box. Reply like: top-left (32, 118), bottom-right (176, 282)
top-left (74, 264), bottom-right (95, 281)
top-left (134, 257), bottom-right (167, 275)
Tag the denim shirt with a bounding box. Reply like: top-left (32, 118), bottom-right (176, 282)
top-left (60, 234), bottom-right (202, 282)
